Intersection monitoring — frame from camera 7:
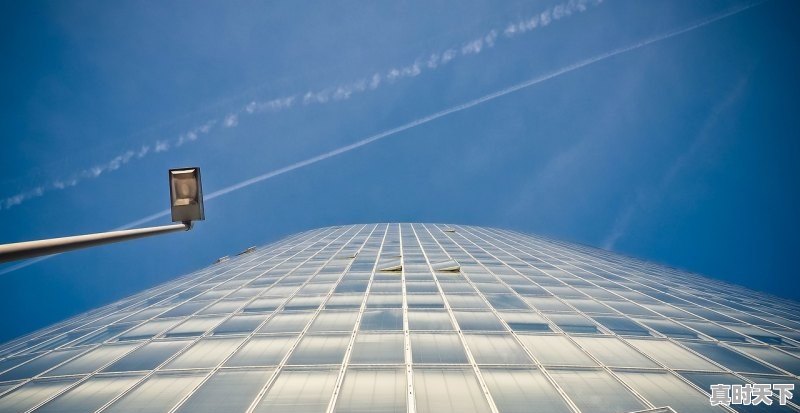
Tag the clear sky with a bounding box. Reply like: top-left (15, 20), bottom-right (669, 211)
top-left (1, 0), bottom-right (798, 343)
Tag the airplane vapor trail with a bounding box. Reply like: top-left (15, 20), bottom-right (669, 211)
top-left (0, 1), bottom-right (762, 276)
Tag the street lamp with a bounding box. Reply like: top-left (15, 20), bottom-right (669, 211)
top-left (0, 167), bottom-right (205, 264)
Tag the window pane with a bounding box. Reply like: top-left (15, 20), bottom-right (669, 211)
top-left (0, 348), bottom-right (83, 381)
top-left (627, 339), bottom-right (721, 371)
top-left (730, 344), bottom-right (800, 375)
top-left (453, 311), bottom-right (505, 331)
top-left (408, 311), bottom-right (453, 331)
top-left (284, 296), bottom-right (325, 311)
top-left (103, 341), bottom-right (190, 372)
top-left (259, 312), bottom-right (315, 334)
top-left (175, 368), bottom-right (274, 413)
top-left (411, 333), bottom-right (468, 364)
top-left (213, 314), bottom-right (268, 335)
top-left (549, 369), bottom-right (646, 413)
top-left (165, 316), bottom-right (225, 338)
top-left (0, 378), bottom-right (78, 412)
top-left (464, 334), bottom-right (532, 365)
top-left (681, 321), bottom-right (748, 342)
top-left (198, 299), bottom-right (249, 315)
top-left (335, 368), bottom-right (406, 413)
top-left (517, 335), bottom-right (596, 366)
top-left (165, 337), bottom-right (244, 369)
top-left (635, 318), bottom-right (699, 339)
top-left (104, 371), bottom-right (207, 413)
top-left (591, 316), bottom-right (650, 336)
top-left (225, 335), bottom-right (297, 367)
top-left (485, 294), bottom-right (529, 310)
top-left (244, 297), bottom-right (285, 313)
top-left (309, 311), bottom-right (358, 333)
top-left (366, 294), bottom-right (403, 309)
top-left (254, 369), bottom-right (338, 413)
top-left (446, 294), bottom-right (488, 309)
top-left (414, 368), bottom-right (491, 413)
top-left (482, 369), bottom-right (571, 413)
top-left (35, 374), bottom-right (143, 413)
top-left (498, 312), bottom-right (550, 332)
top-left (406, 294), bottom-right (444, 309)
top-left (572, 336), bottom-right (658, 368)
top-left (350, 333), bottom-right (405, 364)
top-left (615, 370), bottom-right (725, 413)
top-left (682, 341), bottom-right (780, 374)
top-left (545, 313), bottom-right (599, 334)
top-left (47, 343), bottom-right (139, 376)
top-left (360, 309), bottom-right (403, 331)
top-left (326, 295), bottom-right (364, 309)
top-left (524, 297), bottom-right (571, 312)
top-left (117, 319), bottom-right (182, 341)
top-left (287, 335), bottom-right (350, 365)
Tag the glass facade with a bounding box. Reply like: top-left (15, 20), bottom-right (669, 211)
top-left (0, 223), bottom-right (798, 412)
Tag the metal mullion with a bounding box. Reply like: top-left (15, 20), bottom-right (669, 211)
top-left (324, 224), bottom-right (391, 413)
top-left (89, 226), bottom-right (355, 413)
top-left (407, 224), bottom-right (500, 413)
top-left (461, 225), bottom-right (740, 413)
top-left (398, 224), bottom-right (417, 413)
top-left (242, 224), bottom-right (376, 413)
top-left (20, 228), bottom-right (339, 413)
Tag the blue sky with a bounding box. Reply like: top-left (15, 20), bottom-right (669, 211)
top-left (1, 0), bottom-right (798, 343)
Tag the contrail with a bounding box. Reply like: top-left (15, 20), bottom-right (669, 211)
top-left (0, 1), bottom-right (762, 276)
top-left (0, 0), bottom-right (601, 212)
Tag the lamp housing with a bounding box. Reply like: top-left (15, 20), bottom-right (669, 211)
top-left (169, 167), bottom-right (204, 222)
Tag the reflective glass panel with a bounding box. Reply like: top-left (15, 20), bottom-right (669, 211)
top-left (627, 339), bottom-right (722, 371)
top-left (103, 371), bottom-right (207, 413)
top-left (335, 368), bottom-right (406, 413)
top-left (254, 368), bottom-right (338, 413)
top-left (517, 335), bottom-right (596, 366)
top-left (408, 311), bottom-right (453, 331)
top-left (46, 343), bottom-right (138, 376)
top-left (482, 369), bottom-right (571, 413)
top-left (225, 335), bottom-right (297, 367)
top-left (360, 309), bottom-right (403, 331)
top-left (463, 334), bottom-right (532, 365)
top-left (35, 374), bottom-right (143, 413)
top-left (174, 368), bottom-right (274, 413)
top-left (350, 333), bottom-right (405, 364)
top-left (411, 333), bottom-right (468, 364)
top-left (414, 368), bottom-right (491, 413)
top-left (549, 369), bottom-right (646, 413)
top-left (0, 378), bottom-right (78, 412)
top-left (103, 340), bottom-right (190, 372)
top-left (165, 337), bottom-right (244, 369)
top-left (615, 370), bottom-right (725, 413)
top-left (571, 336), bottom-right (658, 368)
top-left (287, 334), bottom-right (350, 365)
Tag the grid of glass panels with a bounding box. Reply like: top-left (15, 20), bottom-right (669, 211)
top-left (0, 223), bottom-right (798, 412)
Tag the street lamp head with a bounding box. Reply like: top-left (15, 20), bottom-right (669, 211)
top-left (169, 167), bottom-right (204, 223)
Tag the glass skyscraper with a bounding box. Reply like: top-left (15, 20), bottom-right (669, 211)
top-left (0, 223), bottom-right (798, 413)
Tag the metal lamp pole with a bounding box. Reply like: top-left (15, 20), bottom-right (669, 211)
top-left (0, 167), bottom-right (205, 264)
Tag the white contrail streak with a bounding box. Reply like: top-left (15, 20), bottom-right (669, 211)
top-left (0, 0), bottom-right (601, 211)
top-left (0, 2), bottom-right (762, 276)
